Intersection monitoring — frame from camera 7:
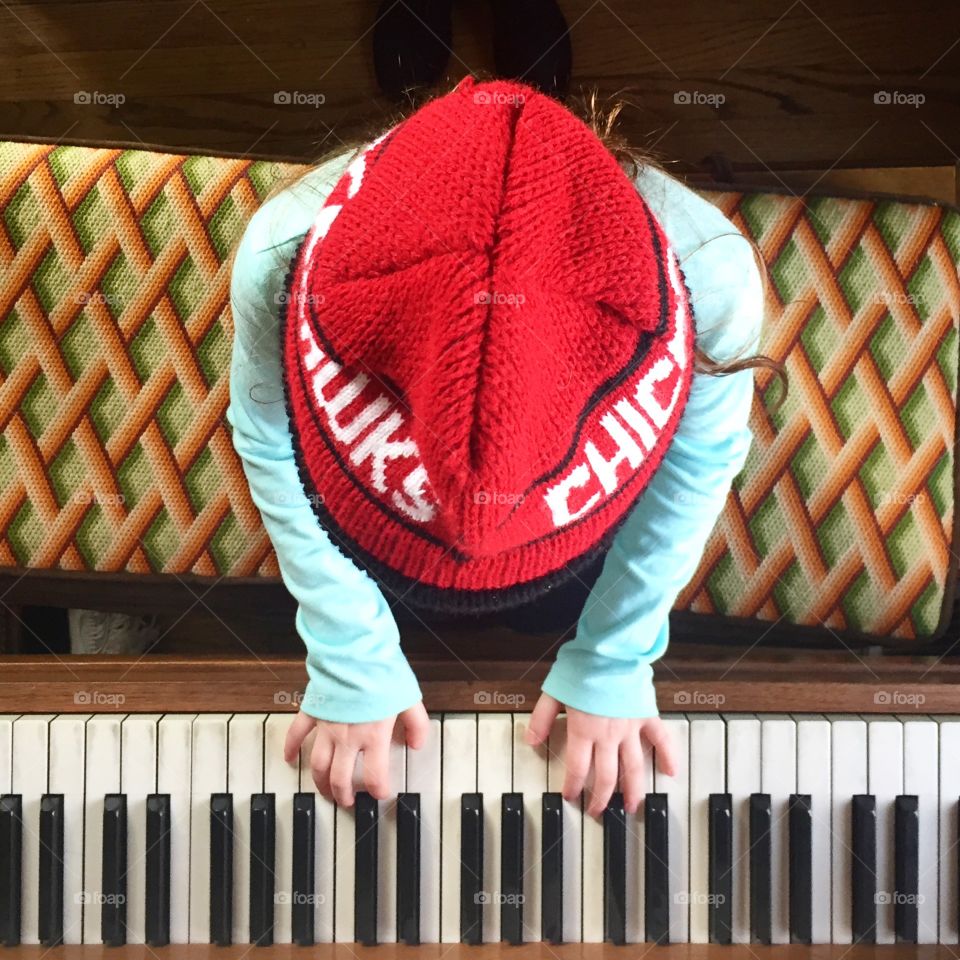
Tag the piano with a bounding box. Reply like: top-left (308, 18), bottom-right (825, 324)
top-left (1, 646), bottom-right (959, 956)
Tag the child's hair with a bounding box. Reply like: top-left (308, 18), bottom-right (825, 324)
top-left (246, 77), bottom-right (789, 414)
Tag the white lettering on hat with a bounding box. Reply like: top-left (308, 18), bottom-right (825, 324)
top-left (298, 319), bottom-right (437, 523)
top-left (542, 253), bottom-right (691, 529)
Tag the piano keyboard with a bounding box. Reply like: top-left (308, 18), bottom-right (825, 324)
top-left (0, 711), bottom-right (956, 946)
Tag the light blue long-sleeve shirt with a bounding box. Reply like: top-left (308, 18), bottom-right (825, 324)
top-left (226, 147), bottom-right (764, 723)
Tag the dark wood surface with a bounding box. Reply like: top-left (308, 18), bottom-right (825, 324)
top-left (0, 1), bottom-right (958, 172)
top-left (3, 643), bottom-right (959, 713)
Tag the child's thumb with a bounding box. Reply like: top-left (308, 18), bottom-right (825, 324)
top-left (525, 694), bottom-right (561, 746)
top-left (399, 703), bottom-right (430, 750)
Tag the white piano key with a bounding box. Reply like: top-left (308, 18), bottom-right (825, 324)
top-left (655, 714), bottom-right (689, 943)
top-left (547, 714), bottom-right (582, 944)
top-left (440, 714), bottom-right (477, 943)
top-left (406, 716), bottom-right (441, 943)
top-left (298, 726), bottom-right (336, 942)
top-left (0, 716), bottom-right (14, 793)
top-left (795, 715), bottom-right (831, 943)
top-left (625, 733), bottom-right (654, 942)
top-left (49, 716), bottom-right (89, 944)
top-left (120, 715), bottom-right (160, 944)
top-left (477, 713), bottom-right (512, 944)
top-left (82, 714), bottom-right (123, 944)
top-left (12, 715), bottom-right (53, 944)
top-left (761, 715), bottom-right (796, 944)
top-left (901, 717), bottom-right (937, 943)
top-left (376, 734), bottom-right (406, 943)
top-left (189, 714), bottom-right (229, 943)
top-left (868, 716), bottom-right (902, 944)
top-left (724, 714), bottom-right (760, 944)
top-left (513, 713), bottom-right (548, 942)
top-left (228, 714), bottom-right (266, 944)
top-left (830, 715), bottom-right (867, 944)
top-left (688, 715), bottom-right (725, 943)
top-left (157, 713), bottom-right (194, 944)
top-left (333, 751), bottom-right (365, 941)
top-left (264, 713), bottom-right (299, 944)
top-left (581, 765), bottom-right (604, 944)
top-left (938, 718), bottom-right (960, 943)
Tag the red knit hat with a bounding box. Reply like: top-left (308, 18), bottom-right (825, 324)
top-left (279, 76), bottom-right (695, 613)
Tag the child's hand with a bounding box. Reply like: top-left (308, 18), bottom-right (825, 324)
top-left (284, 703), bottom-right (430, 807)
top-left (525, 693), bottom-right (677, 819)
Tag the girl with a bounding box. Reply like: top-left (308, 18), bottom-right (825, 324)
top-left (227, 76), bottom-right (785, 819)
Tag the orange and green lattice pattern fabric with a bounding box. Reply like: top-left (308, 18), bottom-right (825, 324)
top-left (0, 140), bottom-right (958, 642)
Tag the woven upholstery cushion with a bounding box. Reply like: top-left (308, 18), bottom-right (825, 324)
top-left (0, 140), bottom-right (957, 642)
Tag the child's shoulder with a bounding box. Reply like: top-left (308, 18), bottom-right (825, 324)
top-left (635, 162), bottom-right (764, 363)
top-left (231, 148), bottom-right (356, 318)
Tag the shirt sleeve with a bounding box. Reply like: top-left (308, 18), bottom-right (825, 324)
top-left (226, 165), bottom-right (423, 724)
top-left (541, 210), bottom-right (764, 718)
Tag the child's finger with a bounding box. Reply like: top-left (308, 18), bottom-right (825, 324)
top-left (309, 733), bottom-right (334, 803)
top-left (587, 743), bottom-right (618, 818)
top-left (525, 694), bottom-right (561, 746)
top-left (329, 744), bottom-right (360, 808)
top-left (561, 735), bottom-right (592, 803)
top-left (643, 720), bottom-right (677, 777)
top-left (285, 710), bottom-right (316, 763)
top-left (399, 703), bottom-right (430, 750)
top-left (618, 736), bottom-right (646, 815)
top-left (362, 735), bottom-right (391, 800)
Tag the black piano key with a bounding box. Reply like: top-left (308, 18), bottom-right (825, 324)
top-left (291, 793), bottom-right (315, 946)
top-left (708, 793), bottom-right (732, 945)
top-left (101, 794), bottom-right (127, 947)
top-left (894, 794), bottom-right (919, 944)
top-left (501, 792), bottom-right (524, 945)
top-left (788, 794), bottom-right (813, 945)
top-left (749, 793), bottom-right (772, 945)
top-left (210, 793), bottom-right (234, 946)
top-left (0, 795), bottom-right (22, 947)
top-left (460, 793), bottom-right (483, 944)
top-left (603, 792), bottom-right (626, 945)
top-left (38, 794), bottom-right (64, 947)
top-left (644, 793), bottom-right (670, 945)
top-left (541, 792), bottom-right (563, 944)
top-left (397, 793), bottom-right (421, 945)
top-left (250, 793), bottom-right (276, 946)
top-left (145, 794), bottom-right (171, 947)
top-left (851, 794), bottom-right (877, 945)
top-left (354, 791), bottom-right (378, 946)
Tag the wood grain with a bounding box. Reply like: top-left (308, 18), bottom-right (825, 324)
top-left (0, 0), bottom-right (958, 171)
top-left (2, 644), bottom-right (958, 713)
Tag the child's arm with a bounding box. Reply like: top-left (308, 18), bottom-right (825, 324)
top-left (533, 217), bottom-right (765, 815)
top-left (227, 177), bottom-right (424, 785)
